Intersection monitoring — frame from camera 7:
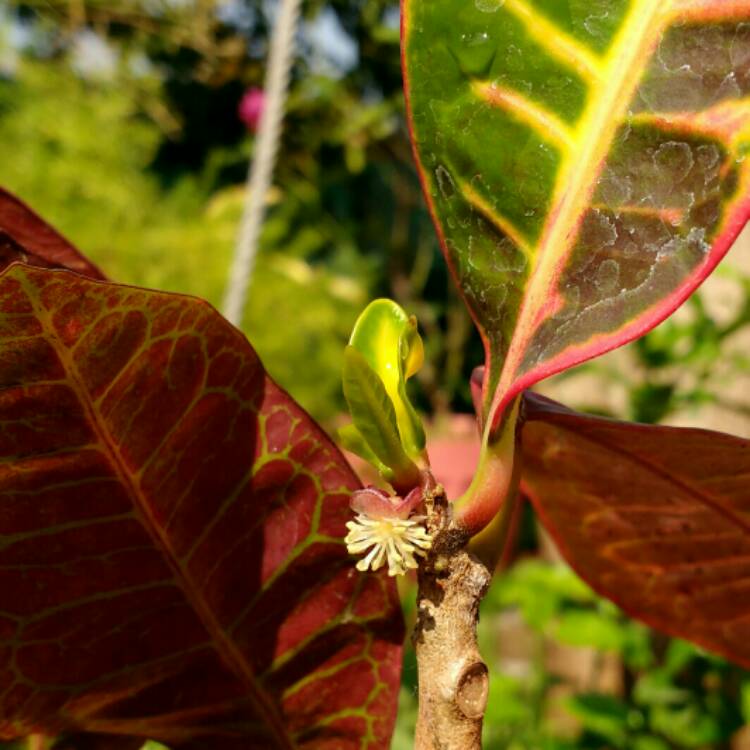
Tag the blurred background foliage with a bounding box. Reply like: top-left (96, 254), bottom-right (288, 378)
top-left (1, 1), bottom-right (749, 748)
top-left (0, 0), bottom-right (479, 424)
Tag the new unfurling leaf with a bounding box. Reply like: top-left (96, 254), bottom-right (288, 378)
top-left (341, 299), bottom-right (426, 491)
top-left (349, 299), bottom-right (426, 459)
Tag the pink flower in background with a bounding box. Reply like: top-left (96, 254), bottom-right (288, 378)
top-left (238, 87), bottom-right (265, 132)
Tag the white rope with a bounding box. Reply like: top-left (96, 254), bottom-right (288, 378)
top-left (223, 0), bottom-right (302, 326)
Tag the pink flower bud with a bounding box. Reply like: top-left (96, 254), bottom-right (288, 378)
top-left (238, 87), bottom-right (265, 132)
top-left (350, 485), bottom-right (424, 520)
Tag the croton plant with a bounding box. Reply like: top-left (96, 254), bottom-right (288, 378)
top-left (2, 0), bottom-right (750, 748)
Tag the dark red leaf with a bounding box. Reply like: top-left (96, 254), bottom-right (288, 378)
top-left (521, 392), bottom-right (750, 667)
top-left (0, 265), bottom-right (402, 748)
top-left (0, 189), bottom-right (105, 279)
top-left (52, 735), bottom-right (144, 750)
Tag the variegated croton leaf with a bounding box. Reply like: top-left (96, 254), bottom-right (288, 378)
top-left (0, 261), bottom-right (403, 748)
top-left (403, 0), bottom-right (750, 433)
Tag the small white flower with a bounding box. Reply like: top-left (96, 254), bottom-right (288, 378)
top-left (345, 513), bottom-right (433, 577)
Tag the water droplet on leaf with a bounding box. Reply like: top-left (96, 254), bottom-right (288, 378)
top-left (584, 209), bottom-right (617, 248)
top-left (451, 31), bottom-right (496, 77)
top-left (475, 0), bottom-right (505, 12)
top-left (654, 141), bottom-right (694, 183)
top-left (595, 259), bottom-right (620, 295)
top-left (583, 11), bottom-right (609, 39)
top-left (555, 285), bottom-right (580, 321)
top-left (435, 165), bottom-right (456, 200)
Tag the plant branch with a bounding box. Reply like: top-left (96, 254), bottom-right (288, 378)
top-left (413, 480), bottom-right (492, 749)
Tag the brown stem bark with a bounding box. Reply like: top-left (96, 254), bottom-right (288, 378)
top-left (413, 482), bottom-right (492, 750)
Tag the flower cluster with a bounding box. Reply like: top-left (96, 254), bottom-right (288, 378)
top-left (345, 514), bottom-right (432, 577)
top-left (344, 485), bottom-right (432, 577)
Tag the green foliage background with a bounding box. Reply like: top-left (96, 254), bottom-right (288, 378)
top-left (1, 2), bottom-right (750, 748)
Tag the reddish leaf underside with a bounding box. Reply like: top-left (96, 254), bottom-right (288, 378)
top-left (0, 190), bottom-right (105, 279)
top-left (403, 0), bottom-right (750, 434)
top-left (521, 392), bottom-right (750, 667)
top-left (0, 265), bottom-right (402, 749)
top-left (51, 735), bottom-right (143, 750)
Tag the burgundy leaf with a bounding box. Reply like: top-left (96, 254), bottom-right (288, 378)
top-left (521, 392), bottom-right (750, 667)
top-left (0, 189), bottom-right (105, 279)
top-left (52, 735), bottom-right (144, 750)
top-left (0, 265), bottom-right (402, 748)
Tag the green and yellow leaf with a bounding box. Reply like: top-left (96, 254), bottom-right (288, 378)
top-left (342, 345), bottom-right (421, 490)
top-left (403, 0), bottom-right (750, 436)
top-left (349, 299), bottom-right (426, 460)
top-left (338, 422), bottom-right (395, 481)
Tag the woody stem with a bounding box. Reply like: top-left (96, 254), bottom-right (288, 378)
top-left (413, 483), bottom-right (492, 749)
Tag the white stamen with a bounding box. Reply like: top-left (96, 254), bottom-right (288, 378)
top-left (345, 514), bottom-right (433, 577)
